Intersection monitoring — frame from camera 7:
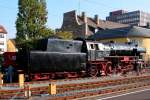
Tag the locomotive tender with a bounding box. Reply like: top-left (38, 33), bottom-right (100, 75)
top-left (22, 38), bottom-right (145, 80)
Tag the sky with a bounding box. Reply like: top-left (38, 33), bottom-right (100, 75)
top-left (0, 0), bottom-right (150, 39)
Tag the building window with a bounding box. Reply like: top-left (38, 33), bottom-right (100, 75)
top-left (0, 48), bottom-right (4, 52)
top-left (12, 56), bottom-right (16, 60)
top-left (0, 41), bottom-right (4, 45)
top-left (0, 34), bottom-right (4, 38)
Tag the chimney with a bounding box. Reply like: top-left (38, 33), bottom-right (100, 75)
top-left (94, 15), bottom-right (99, 25)
top-left (82, 12), bottom-right (87, 23)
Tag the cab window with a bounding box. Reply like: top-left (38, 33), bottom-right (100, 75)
top-left (95, 44), bottom-right (99, 50)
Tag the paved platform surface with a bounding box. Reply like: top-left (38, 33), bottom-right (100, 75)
top-left (99, 89), bottom-right (150, 100)
top-left (77, 87), bottom-right (150, 100)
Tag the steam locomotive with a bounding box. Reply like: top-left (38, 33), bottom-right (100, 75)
top-left (2, 38), bottom-right (146, 81)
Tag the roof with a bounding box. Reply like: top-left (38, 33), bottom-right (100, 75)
top-left (0, 25), bottom-right (7, 33)
top-left (8, 39), bottom-right (16, 45)
top-left (90, 26), bottom-right (150, 40)
top-left (98, 20), bottom-right (129, 29)
top-left (77, 15), bottom-right (129, 29)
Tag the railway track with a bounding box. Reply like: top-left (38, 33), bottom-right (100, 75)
top-left (1, 73), bottom-right (150, 99)
top-left (2, 72), bottom-right (150, 87)
top-left (46, 81), bottom-right (150, 100)
top-left (28, 75), bottom-right (150, 95)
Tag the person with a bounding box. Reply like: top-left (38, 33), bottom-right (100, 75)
top-left (5, 68), bottom-right (8, 82)
top-left (7, 65), bottom-right (14, 83)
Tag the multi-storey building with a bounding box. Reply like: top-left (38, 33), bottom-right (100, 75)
top-left (0, 25), bottom-right (7, 54)
top-left (58, 10), bottom-right (129, 38)
top-left (106, 10), bottom-right (150, 27)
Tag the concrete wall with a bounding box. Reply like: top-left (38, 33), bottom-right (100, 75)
top-left (59, 10), bottom-right (86, 38)
top-left (140, 38), bottom-right (150, 62)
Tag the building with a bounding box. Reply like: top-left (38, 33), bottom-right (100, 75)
top-left (7, 39), bottom-right (17, 52)
top-left (0, 25), bottom-right (7, 54)
top-left (90, 26), bottom-right (150, 62)
top-left (106, 10), bottom-right (150, 27)
top-left (58, 10), bottom-right (129, 38)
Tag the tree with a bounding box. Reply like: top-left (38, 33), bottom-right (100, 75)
top-left (16, 0), bottom-right (53, 44)
top-left (55, 31), bottom-right (73, 40)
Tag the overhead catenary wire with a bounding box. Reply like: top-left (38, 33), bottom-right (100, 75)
top-left (76, 0), bottom-right (116, 17)
top-left (83, 0), bottom-right (116, 9)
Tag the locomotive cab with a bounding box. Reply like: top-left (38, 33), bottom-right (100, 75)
top-left (86, 41), bottom-right (110, 61)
